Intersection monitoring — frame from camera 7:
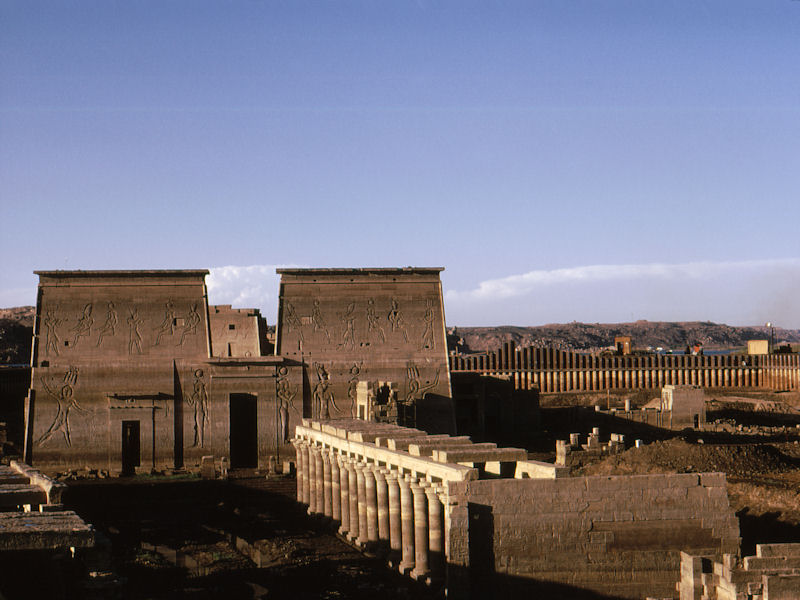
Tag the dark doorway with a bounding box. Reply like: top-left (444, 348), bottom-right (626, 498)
top-left (121, 420), bottom-right (140, 476)
top-left (230, 393), bottom-right (258, 468)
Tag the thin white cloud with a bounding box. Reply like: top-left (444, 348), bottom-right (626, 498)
top-left (444, 258), bottom-right (800, 327)
top-left (446, 258), bottom-right (800, 302)
top-left (207, 264), bottom-right (304, 323)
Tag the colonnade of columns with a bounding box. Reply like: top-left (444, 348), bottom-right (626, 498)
top-left (293, 439), bottom-right (446, 582)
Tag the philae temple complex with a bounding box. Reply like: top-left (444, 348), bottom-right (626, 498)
top-left (1, 266), bottom-right (798, 599)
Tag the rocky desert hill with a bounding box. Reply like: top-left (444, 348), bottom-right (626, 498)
top-left (0, 306), bottom-right (34, 364)
top-left (448, 320), bottom-right (800, 354)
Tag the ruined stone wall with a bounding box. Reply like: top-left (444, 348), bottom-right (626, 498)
top-left (208, 305), bottom-right (265, 358)
top-left (276, 268), bottom-right (453, 432)
top-left (450, 341), bottom-right (800, 392)
top-left (446, 473), bottom-right (741, 599)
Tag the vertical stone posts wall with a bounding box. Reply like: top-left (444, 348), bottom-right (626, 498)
top-left (449, 342), bottom-right (800, 393)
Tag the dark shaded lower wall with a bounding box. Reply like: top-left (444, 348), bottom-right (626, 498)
top-left (445, 473), bottom-right (741, 599)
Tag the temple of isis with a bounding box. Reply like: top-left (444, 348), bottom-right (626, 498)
top-left (23, 268), bottom-right (455, 474)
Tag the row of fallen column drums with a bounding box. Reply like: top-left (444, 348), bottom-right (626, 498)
top-left (293, 439), bottom-right (445, 582)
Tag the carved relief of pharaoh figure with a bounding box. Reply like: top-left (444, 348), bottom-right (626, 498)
top-left (387, 298), bottom-right (408, 342)
top-left (96, 301), bottom-right (118, 347)
top-left (366, 298), bottom-right (385, 343)
top-left (70, 303), bottom-right (94, 347)
top-left (420, 298), bottom-right (435, 350)
top-left (43, 308), bottom-right (62, 356)
top-left (127, 308), bottom-right (144, 355)
top-left (37, 367), bottom-right (85, 447)
top-left (311, 299), bottom-right (330, 342)
top-left (178, 303), bottom-right (201, 345)
top-left (186, 369), bottom-right (208, 447)
top-left (154, 300), bottom-right (176, 345)
top-left (338, 302), bottom-right (356, 351)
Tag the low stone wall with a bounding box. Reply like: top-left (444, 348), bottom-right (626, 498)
top-left (446, 473), bottom-right (740, 599)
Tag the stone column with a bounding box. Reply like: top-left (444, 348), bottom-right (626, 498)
top-left (293, 440), bottom-right (304, 502)
top-left (375, 468), bottom-right (390, 544)
top-left (314, 446), bottom-right (325, 515)
top-left (427, 487), bottom-right (444, 580)
top-left (307, 445), bottom-right (318, 515)
top-left (399, 475), bottom-right (415, 573)
top-left (322, 451), bottom-right (332, 518)
top-left (365, 466), bottom-right (378, 545)
top-left (330, 451), bottom-right (341, 522)
top-left (356, 463), bottom-right (368, 546)
top-left (387, 470), bottom-right (402, 560)
top-left (347, 460), bottom-right (359, 542)
top-left (338, 455), bottom-right (350, 535)
top-left (411, 481), bottom-right (430, 579)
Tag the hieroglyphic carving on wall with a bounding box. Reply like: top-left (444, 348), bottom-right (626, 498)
top-left (284, 302), bottom-right (304, 342)
top-left (312, 362), bottom-right (337, 419)
top-left (346, 363), bottom-right (363, 417)
top-left (70, 303), bottom-right (94, 348)
top-left (127, 308), bottom-right (144, 355)
top-left (178, 303), bottom-right (200, 345)
top-left (276, 365), bottom-right (297, 443)
top-left (311, 299), bottom-right (331, 343)
top-left (366, 298), bottom-right (386, 344)
top-left (36, 367), bottom-right (84, 447)
top-left (404, 362), bottom-right (440, 403)
top-left (387, 298), bottom-right (409, 342)
top-left (420, 299), bottom-right (435, 350)
top-left (43, 308), bottom-right (62, 356)
top-left (186, 368), bottom-right (208, 447)
top-left (338, 302), bottom-right (356, 351)
top-left (96, 302), bottom-right (118, 347)
top-left (153, 300), bottom-right (176, 346)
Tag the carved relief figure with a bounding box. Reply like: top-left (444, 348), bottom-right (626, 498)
top-left (154, 300), bottom-right (176, 345)
top-left (70, 303), bottom-right (94, 347)
top-left (387, 298), bottom-right (408, 342)
top-left (187, 369), bottom-right (208, 447)
top-left (405, 362), bottom-right (441, 403)
top-left (312, 363), bottom-right (337, 419)
top-left (96, 302), bottom-right (118, 347)
top-left (311, 299), bottom-right (331, 342)
top-left (276, 365), bottom-right (297, 443)
top-left (36, 367), bottom-right (85, 447)
top-left (346, 363), bottom-right (362, 417)
top-left (284, 302), bottom-right (304, 342)
top-left (178, 303), bottom-right (201, 345)
top-left (338, 302), bottom-right (356, 351)
top-left (43, 309), bottom-right (62, 356)
top-left (127, 308), bottom-right (143, 355)
top-left (420, 299), bottom-right (435, 350)
top-left (366, 298), bottom-right (385, 343)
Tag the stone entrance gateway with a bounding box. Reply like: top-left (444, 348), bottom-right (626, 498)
top-left (229, 393), bottom-right (257, 469)
top-left (121, 420), bottom-right (140, 476)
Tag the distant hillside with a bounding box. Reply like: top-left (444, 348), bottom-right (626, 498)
top-left (448, 321), bottom-right (800, 354)
top-left (0, 306), bottom-right (34, 364)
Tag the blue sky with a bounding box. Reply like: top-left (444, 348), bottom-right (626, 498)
top-left (2, 1), bottom-right (799, 326)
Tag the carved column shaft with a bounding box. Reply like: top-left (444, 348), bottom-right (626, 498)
top-left (338, 456), bottom-right (350, 535)
top-left (322, 451), bottom-right (332, 518)
top-left (307, 445), bottom-right (318, 515)
top-left (411, 482), bottom-right (429, 578)
top-left (347, 461), bottom-right (359, 542)
top-left (387, 472), bottom-right (402, 553)
top-left (330, 452), bottom-right (341, 522)
top-left (356, 464), bottom-right (368, 545)
top-left (365, 466), bottom-right (378, 544)
top-left (427, 488), bottom-right (444, 578)
top-left (375, 468), bottom-right (389, 543)
top-left (399, 476), bottom-right (415, 572)
top-left (293, 441), bottom-right (303, 502)
top-left (314, 447), bottom-right (324, 516)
